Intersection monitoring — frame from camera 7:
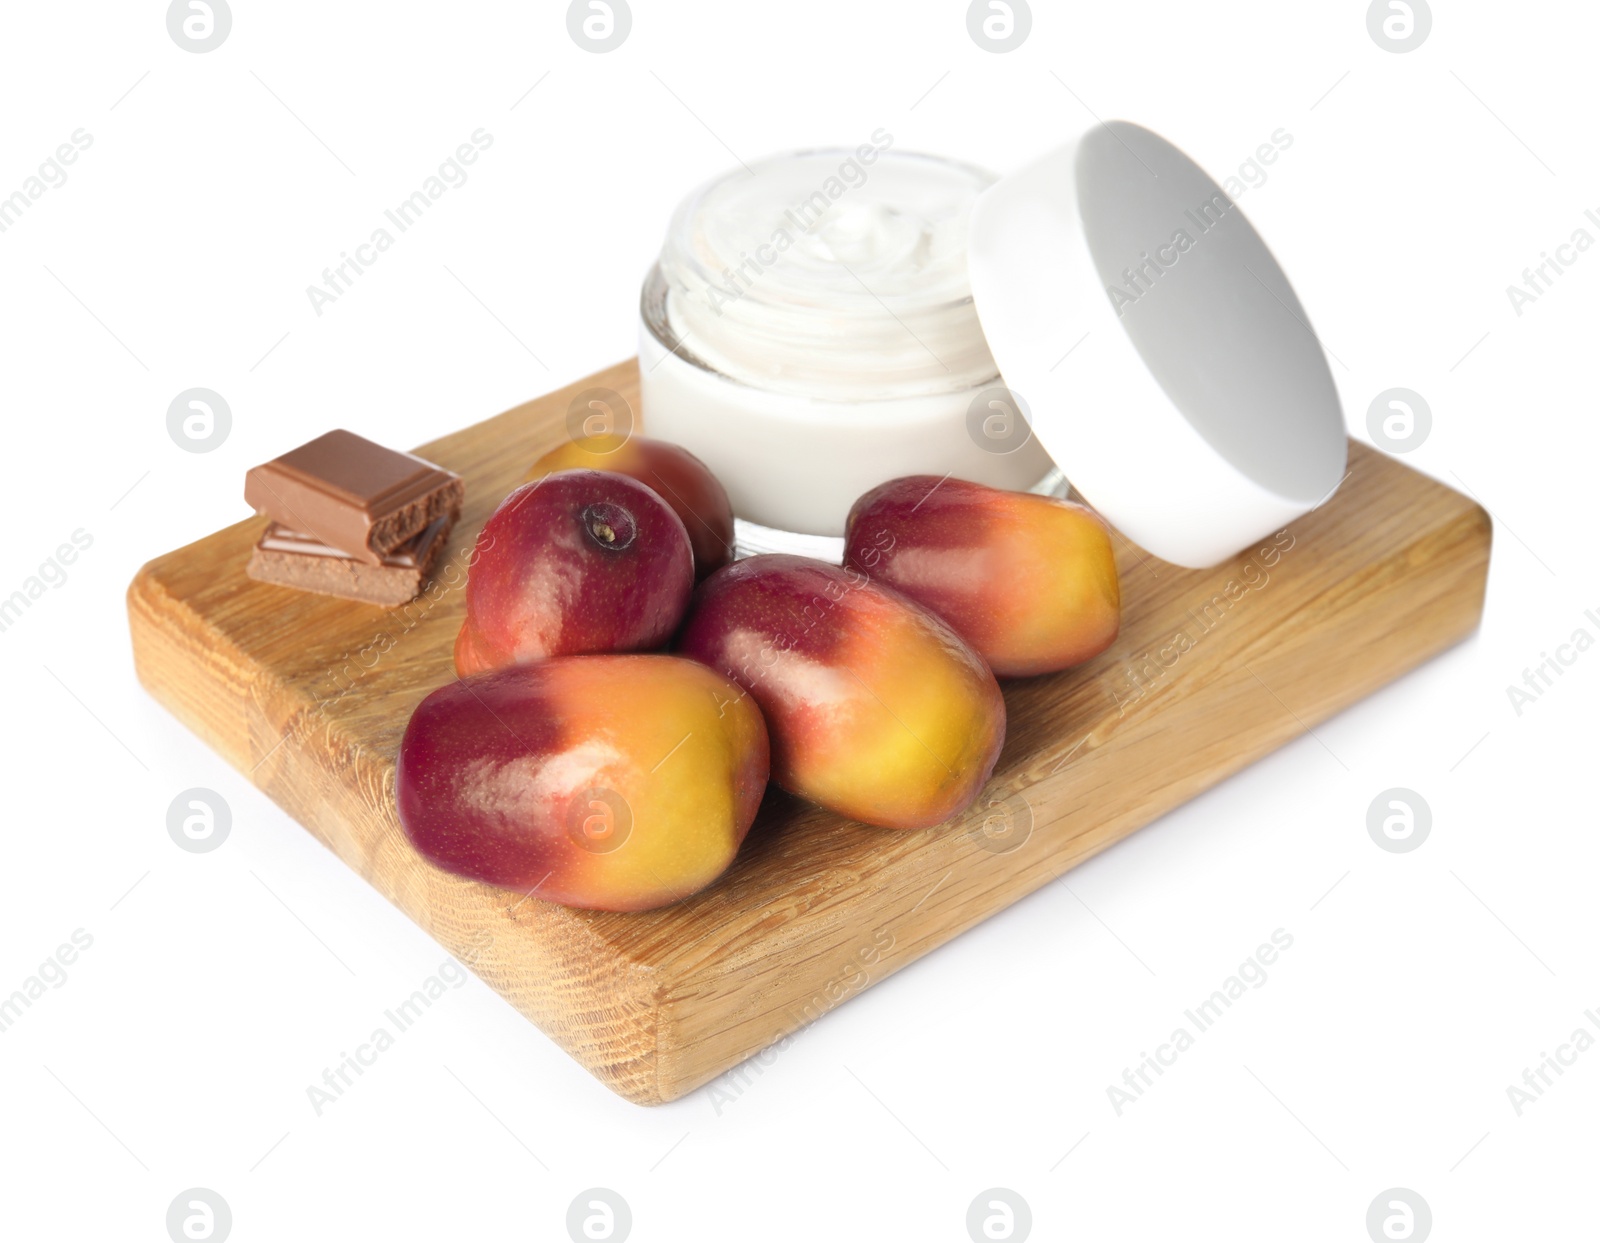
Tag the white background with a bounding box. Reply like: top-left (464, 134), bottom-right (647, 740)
top-left (1, 1), bottom-right (1596, 1239)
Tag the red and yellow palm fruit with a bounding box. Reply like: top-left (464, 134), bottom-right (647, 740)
top-left (397, 655), bottom-right (768, 912)
top-left (844, 476), bottom-right (1120, 677)
top-left (676, 555), bottom-right (1005, 830)
top-left (454, 470), bottom-right (693, 677)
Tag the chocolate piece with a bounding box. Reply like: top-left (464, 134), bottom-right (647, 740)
top-left (244, 430), bottom-right (463, 564)
top-left (246, 516), bottom-right (452, 606)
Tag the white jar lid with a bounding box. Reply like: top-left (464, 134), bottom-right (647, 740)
top-left (967, 121), bottom-right (1347, 568)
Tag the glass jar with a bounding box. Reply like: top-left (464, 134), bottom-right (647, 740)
top-left (638, 147), bottom-right (1057, 551)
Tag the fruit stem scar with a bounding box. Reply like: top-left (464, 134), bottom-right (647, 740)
top-left (580, 502), bottom-right (637, 551)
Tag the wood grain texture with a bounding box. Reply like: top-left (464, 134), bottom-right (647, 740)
top-left (127, 359), bottom-right (1492, 1104)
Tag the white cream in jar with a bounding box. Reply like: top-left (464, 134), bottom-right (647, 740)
top-left (639, 147), bottom-right (1055, 539)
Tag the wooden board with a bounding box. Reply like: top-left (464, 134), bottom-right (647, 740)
top-left (127, 360), bottom-right (1492, 1105)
